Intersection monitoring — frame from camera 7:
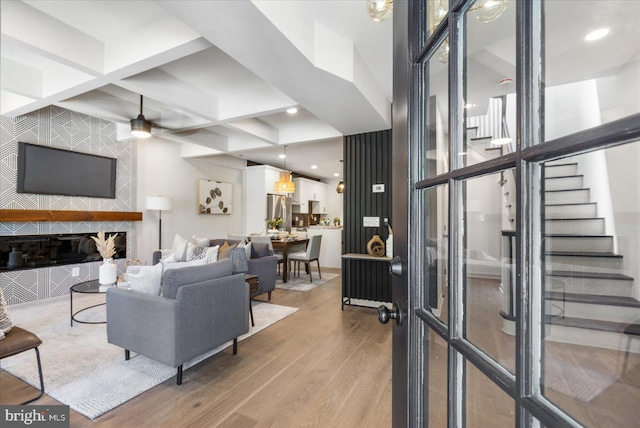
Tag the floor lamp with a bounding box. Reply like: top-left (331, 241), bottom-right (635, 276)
top-left (146, 196), bottom-right (172, 250)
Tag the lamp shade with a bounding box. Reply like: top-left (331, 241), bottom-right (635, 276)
top-left (274, 171), bottom-right (295, 193)
top-left (131, 115), bottom-right (152, 138)
top-left (146, 196), bottom-right (172, 211)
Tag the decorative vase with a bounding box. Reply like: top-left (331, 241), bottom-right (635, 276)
top-left (386, 225), bottom-right (393, 258)
top-left (366, 235), bottom-right (385, 257)
top-left (99, 258), bottom-right (117, 285)
top-left (8, 247), bottom-right (24, 268)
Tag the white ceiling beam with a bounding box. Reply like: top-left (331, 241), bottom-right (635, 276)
top-left (116, 68), bottom-right (220, 123)
top-left (159, 0), bottom-right (391, 135)
top-left (225, 118), bottom-right (279, 144)
top-left (218, 87), bottom-right (297, 122)
top-left (1, 36), bottom-right (211, 118)
top-left (0, 57), bottom-right (42, 99)
top-left (278, 122), bottom-right (343, 145)
top-left (2, 1), bottom-right (104, 73)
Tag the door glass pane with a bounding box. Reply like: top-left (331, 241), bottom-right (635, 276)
top-left (424, 0), bottom-right (449, 41)
top-left (423, 185), bottom-right (449, 324)
top-left (463, 0), bottom-right (516, 167)
top-left (540, 142), bottom-right (640, 427)
top-left (426, 329), bottom-right (448, 427)
top-left (544, 1), bottom-right (640, 142)
top-left (463, 170), bottom-right (516, 372)
top-left (466, 359), bottom-right (516, 426)
top-left (421, 36), bottom-right (450, 179)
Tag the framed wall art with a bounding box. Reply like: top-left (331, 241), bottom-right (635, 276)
top-left (197, 179), bottom-right (232, 214)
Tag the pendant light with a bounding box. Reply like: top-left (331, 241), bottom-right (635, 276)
top-left (274, 146), bottom-right (295, 193)
top-left (336, 160), bottom-right (345, 194)
top-left (367, 0), bottom-right (393, 22)
top-left (130, 95), bottom-right (152, 138)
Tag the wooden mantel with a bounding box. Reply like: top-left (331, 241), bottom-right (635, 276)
top-left (0, 209), bottom-right (143, 222)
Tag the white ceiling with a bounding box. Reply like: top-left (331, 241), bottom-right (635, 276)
top-left (1, 0), bottom-right (393, 180)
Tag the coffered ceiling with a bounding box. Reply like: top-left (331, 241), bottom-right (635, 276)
top-left (1, 0), bottom-right (393, 179)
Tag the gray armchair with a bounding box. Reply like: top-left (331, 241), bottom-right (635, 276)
top-left (106, 259), bottom-right (249, 385)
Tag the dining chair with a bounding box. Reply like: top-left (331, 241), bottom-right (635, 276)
top-left (288, 234), bottom-right (322, 282)
top-left (250, 235), bottom-right (285, 275)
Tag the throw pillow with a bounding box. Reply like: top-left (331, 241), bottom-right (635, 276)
top-left (229, 247), bottom-right (249, 273)
top-left (161, 258), bottom-right (208, 270)
top-left (218, 241), bottom-right (236, 260)
top-left (160, 253), bottom-right (177, 263)
top-left (238, 240), bottom-right (252, 260)
top-left (171, 234), bottom-right (189, 261)
top-left (0, 287), bottom-right (13, 336)
top-left (186, 242), bottom-right (219, 263)
top-left (191, 235), bottom-right (211, 248)
top-left (251, 242), bottom-right (270, 259)
top-left (127, 263), bottom-right (163, 295)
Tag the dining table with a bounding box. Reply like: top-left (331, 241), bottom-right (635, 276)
top-left (271, 238), bottom-right (309, 283)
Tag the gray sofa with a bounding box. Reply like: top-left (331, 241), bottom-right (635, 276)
top-left (106, 259), bottom-right (249, 385)
top-left (153, 238), bottom-right (278, 301)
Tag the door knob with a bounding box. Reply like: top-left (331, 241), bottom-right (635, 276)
top-left (388, 256), bottom-right (403, 277)
top-left (378, 302), bottom-right (403, 326)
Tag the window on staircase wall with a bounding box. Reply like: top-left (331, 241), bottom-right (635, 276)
top-left (463, 0), bottom-right (516, 168)
top-left (539, 141), bottom-right (640, 427)
top-left (543, 1), bottom-right (640, 142)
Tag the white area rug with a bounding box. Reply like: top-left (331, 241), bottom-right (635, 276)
top-left (2, 295), bottom-right (297, 420)
top-left (275, 271), bottom-right (338, 292)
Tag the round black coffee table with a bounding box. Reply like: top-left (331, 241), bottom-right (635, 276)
top-left (70, 279), bottom-right (110, 326)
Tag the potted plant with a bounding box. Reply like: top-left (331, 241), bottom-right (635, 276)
top-left (266, 217), bottom-right (283, 230)
top-left (333, 217), bottom-right (341, 226)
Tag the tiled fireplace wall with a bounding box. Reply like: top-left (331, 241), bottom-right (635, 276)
top-left (1, 106), bottom-right (137, 305)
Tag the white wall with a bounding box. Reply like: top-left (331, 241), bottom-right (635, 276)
top-left (606, 143), bottom-right (640, 300)
top-left (136, 138), bottom-right (245, 264)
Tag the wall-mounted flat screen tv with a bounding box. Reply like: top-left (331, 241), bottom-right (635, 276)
top-left (17, 142), bottom-right (117, 199)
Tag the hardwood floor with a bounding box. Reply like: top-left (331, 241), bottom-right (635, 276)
top-left (0, 268), bottom-right (393, 427)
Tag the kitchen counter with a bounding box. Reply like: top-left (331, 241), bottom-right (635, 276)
top-left (307, 227), bottom-right (343, 268)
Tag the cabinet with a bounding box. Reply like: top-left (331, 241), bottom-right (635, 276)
top-left (307, 227), bottom-right (342, 268)
top-left (293, 178), bottom-right (327, 214)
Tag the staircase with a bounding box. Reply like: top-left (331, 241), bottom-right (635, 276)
top-left (543, 161), bottom-right (639, 352)
top-left (467, 126), bottom-right (639, 352)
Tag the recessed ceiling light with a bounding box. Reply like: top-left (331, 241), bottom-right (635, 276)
top-left (311, 165), bottom-right (318, 169)
top-left (333, 173), bottom-right (340, 177)
top-left (585, 28), bottom-right (610, 42)
top-left (278, 154), bottom-right (286, 159)
top-left (286, 108), bottom-right (298, 114)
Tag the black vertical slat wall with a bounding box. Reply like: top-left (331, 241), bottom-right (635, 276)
top-left (343, 129), bottom-right (393, 303)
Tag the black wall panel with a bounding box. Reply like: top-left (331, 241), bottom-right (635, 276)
top-left (343, 129), bottom-right (393, 303)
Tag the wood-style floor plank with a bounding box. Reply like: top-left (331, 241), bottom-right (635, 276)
top-left (0, 269), bottom-right (393, 427)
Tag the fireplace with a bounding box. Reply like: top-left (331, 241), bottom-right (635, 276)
top-left (0, 232), bottom-right (127, 271)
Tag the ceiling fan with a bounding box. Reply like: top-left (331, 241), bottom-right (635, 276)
top-left (130, 95), bottom-right (153, 138)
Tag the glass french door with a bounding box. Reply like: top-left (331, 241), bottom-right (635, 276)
top-left (402, 0), bottom-right (640, 426)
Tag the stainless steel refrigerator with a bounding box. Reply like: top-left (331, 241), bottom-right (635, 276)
top-left (266, 194), bottom-right (292, 232)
